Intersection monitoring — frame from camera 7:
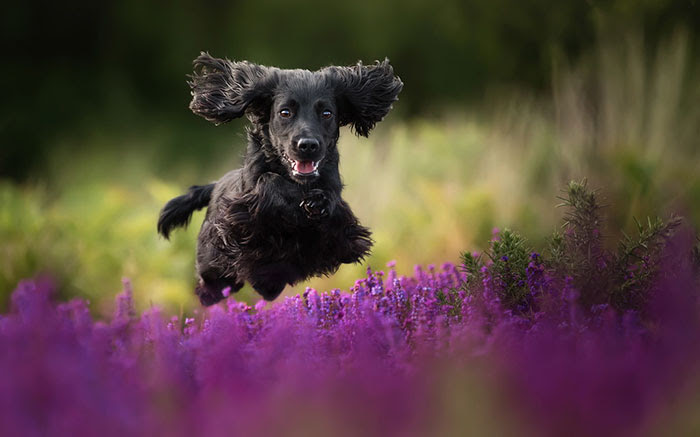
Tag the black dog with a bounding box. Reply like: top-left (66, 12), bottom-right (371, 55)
top-left (157, 53), bottom-right (402, 305)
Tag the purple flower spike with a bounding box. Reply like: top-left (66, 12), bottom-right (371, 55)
top-left (1, 240), bottom-right (698, 437)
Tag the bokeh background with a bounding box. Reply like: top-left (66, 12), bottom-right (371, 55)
top-left (1, 0), bottom-right (699, 316)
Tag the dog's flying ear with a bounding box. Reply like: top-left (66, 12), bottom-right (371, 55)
top-left (188, 52), bottom-right (276, 125)
top-left (324, 59), bottom-right (403, 137)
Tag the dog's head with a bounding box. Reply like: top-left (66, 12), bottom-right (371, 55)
top-left (188, 53), bottom-right (403, 183)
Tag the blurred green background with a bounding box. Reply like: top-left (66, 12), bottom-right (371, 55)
top-left (1, 0), bottom-right (699, 315)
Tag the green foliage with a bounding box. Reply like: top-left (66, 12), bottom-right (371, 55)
top-left (2, 26), bottom-right (700, 315)
top-left (487, 230), bottom-right (532, 309)
top-left (553, 180), bottom-right (683, 311)
top-left (546, 231), bottom-right (566, 268)
top-left (458, 180), bottom-right (687, 314)
top-left (558, 180), bottom-right (603, 244)
top-left (3, 1), bottom-right (697, 179)
top-left (461, 229), bottom-right (531, 309)
top-left (435, 288), bottom-right (464, 318)
top-left (460, 251), bottom-right (483, 289)
top-left (611, 215), bottom-right (683, 310)
top-left (549, 180), bottom-right (609, 305)
top-left (0, 180), bottom-right (261, 316)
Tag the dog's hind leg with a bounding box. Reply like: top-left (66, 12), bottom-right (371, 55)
top-left (250, 279), bottom-right (286, 301)
top-left (250, 263), bottom-right (298, 301)
top-left (194, 217), bottom-right (245, 306)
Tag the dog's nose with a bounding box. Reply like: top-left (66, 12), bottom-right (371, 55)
top-left (297, 138), bottom-right (319, 154)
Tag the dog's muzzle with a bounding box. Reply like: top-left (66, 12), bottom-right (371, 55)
top-left (283, 152), bottom-right (321, 177)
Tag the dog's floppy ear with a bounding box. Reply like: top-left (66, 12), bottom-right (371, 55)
top-left (188, 52), bottom-right (276, 125)
top-left (324, 59), bottom-right (403, 137)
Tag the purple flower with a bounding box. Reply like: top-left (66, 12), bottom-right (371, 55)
top-left (1, 248), bottom-right (698, 437)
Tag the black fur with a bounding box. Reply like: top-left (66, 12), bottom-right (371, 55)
top-left (159, 52), bottom-right (402, 305)
top-left (157, 184), bottom-right (215, 239)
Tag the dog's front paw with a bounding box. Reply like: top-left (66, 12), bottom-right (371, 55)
top-left (300, 189), bottom-right (329, 220)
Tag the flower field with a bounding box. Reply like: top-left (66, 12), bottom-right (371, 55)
top-left (2, 183), bottom-right (699, 436)
top-left (2, 25), bottom-right (700, 436)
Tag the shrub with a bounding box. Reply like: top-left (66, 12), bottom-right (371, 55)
top-left (463, 180), bottom-right (683, 314)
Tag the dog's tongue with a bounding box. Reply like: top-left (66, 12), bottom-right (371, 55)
top-left (295, 160), bottom-right (315, 174)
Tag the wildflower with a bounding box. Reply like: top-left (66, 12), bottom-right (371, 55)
top-left (254, 300), bottom-right (267, 311)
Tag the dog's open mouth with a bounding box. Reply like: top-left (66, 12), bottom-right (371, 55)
top-left (283, 153), bottom-right (321, 177)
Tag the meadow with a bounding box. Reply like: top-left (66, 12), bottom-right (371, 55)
top-left (2, 26), bottom-right (700, 435)
top-left (1, 30), bottom-right (698, 315)
top-left (2, 182), bottom-right (699, 436)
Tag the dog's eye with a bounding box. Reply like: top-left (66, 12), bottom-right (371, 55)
top-left (321, 110), bottom-right (333, 120)
top-left (279, 109), bottom-right (292, 118)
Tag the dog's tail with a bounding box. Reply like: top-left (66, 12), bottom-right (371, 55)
top-left (158, 184), bottom-right (215, 239)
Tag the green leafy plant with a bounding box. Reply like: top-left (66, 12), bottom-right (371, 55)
top-left (461, 180), bottom-right (685, 313)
